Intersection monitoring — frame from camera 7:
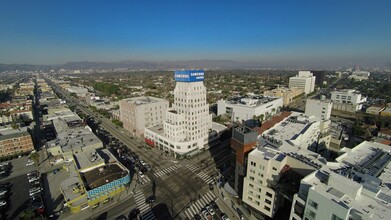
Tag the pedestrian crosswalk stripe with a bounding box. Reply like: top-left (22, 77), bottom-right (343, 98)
top-left (183, 191), bottom-right (217, 218)
top-left (153, 164), bottom-right (182, 178)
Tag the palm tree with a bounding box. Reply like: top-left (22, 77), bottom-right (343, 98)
top-left (259, 114), bottom-right (264, 122)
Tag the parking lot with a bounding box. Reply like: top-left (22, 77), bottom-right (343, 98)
top-left (0, 156), bottom-right (41, 219)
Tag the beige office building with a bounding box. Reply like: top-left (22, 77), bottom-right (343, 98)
top-left (120, 96), bottom-right (169, 138)
top-left (264, 87), bottom-right (303, 106)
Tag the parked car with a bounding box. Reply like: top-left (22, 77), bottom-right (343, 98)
top-left (0, 200), bottom-right (6, 207)
top-left (29, 177), bottom-right (40, 183)
top-left (138, 171), bottom-right (145, 178)
top-left (0, 190), bottom-right (7, 196)
top-left (26, 159), bottom-right (35, 166)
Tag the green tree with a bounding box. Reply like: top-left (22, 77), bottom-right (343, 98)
top-left (19, 208), bottom-right (37, 220)
top-left (259, 114), bottom-right (264, 122)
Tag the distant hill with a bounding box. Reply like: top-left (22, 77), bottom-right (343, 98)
top-left (60, 60), bottom-right (264, 70)
top-left (0, 63), bottom-right (50, 72)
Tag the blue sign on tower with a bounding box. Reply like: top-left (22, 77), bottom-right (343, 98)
top-left (174, 70), bottom-right (204, 82)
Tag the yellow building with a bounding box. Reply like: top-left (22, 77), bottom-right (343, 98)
top-left (60, 149), bottom-right (131, 213)
top-left (264, 87), bottom-right (303, 106)
top-left (380, 107), bottom-right (391, 116)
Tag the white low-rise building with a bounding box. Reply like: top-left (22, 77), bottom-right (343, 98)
top-left (348, 70), bottom-right (370, 81)
top-left (217, 95), bottom-right (283, 122)
top-left (331, 89), bottom-right (366, 112)
top-left (290, 141), bottom-right (391, 220)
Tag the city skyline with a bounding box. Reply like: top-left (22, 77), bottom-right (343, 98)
top-left (1, 0), bottom-right (391, 66)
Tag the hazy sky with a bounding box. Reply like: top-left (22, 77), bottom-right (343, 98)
top-left (1, 0), bottom-right (391, 66)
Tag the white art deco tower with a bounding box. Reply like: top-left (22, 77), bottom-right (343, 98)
top-left (144, 70), bottom-right (212, 158)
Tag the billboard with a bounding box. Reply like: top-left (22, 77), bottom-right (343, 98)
top-left (174, 70), bottom-right (204, 82)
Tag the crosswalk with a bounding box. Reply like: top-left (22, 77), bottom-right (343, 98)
top-left (183, 191), bottom-right (216, 219)
top-left (185, 164), bottom-right (214, 184)
top-left (196, 171), bottom-right (214, 184)
top-left (153, 164), bottom-right (182, 178)
top-left (185, 164), bottom-right (200, 173)
top-left (133, 190), bottom-right (156, 220)
top-left (138, 175), bottom-right (151, 185)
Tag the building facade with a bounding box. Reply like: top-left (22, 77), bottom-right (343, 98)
top-left (0, 128), bottom-right (34, 157)
top-left (119, 96), bottom-right (168, 137)
top-left (217, 95), bottom-right (283, 121)
top-left (144, 70), bottom-right (213, 158)
top-left (305, 98), bottom-right (332, 121)
top-left (330, 89), bottom-right (366, 112)
top-left (264, 87), bottom-right (303, 107)
top-left (290, 141), bottom-right (391, 220)
top-left (289, 71), bottom-right (316, 95)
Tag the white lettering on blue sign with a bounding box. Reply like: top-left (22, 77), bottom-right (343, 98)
top-left (175, 74), bottom-right (189, 78)
top-left (190, 72), bottom-right (204, 77)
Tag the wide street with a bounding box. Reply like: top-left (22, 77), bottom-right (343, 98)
top-left (45, 76), bottom-right (232, 219)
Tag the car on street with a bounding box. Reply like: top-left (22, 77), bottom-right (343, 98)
top-left (129, 208), bottom-right (140, 219)
top-left (145, 195), bottom-right (156, 204)
top-left (193, 214), bottom-right (202, 220)
top-left (202, 209), bottom-right (212, 220)
top-left (140, 160), bottom-right (146, 166)
top-left (145, 164), bottom-right (151, 170)
top-left (210, 201), bottom-right (218, 209)
top-left (206, 205), bottom-right (215, 216)
top-left (221, 213), bottom-right (230, 220)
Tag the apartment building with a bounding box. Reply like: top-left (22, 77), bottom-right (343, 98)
top-left (264, 87), bottom-right (303, 107)
top-left (0, 127), bottom-right (34, 157)
top-left (289, 71), bottom-right (316, 95)
top-left (242, 112), bottom-right (324, 218)
top-left (119, 96), bottom-right (168, 138)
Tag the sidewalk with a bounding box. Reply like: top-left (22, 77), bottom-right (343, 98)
top-left (215, 198), bottom-right (237, 220)
top-left (214, 183), bottom-right (258, 220)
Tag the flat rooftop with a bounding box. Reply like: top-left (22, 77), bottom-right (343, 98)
top-left (122, 96), bottom-right (167, 105)
top-left (47, 126), bottom-right (101, 153)
top-left (0, 126), bottom-right (30, 141)
top-left (223, 95), bottom-right (279, 107)
top-left (146, 124), bottom-right (165, 135)
top-left (60, 164), bottom-right (86, 205)
top-left (301, 141), bottom-right (391, 220)
top-left (81, 163), bottom-right (129, 190)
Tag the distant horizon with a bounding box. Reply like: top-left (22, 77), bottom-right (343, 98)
top-left (1, 0), bottom-right (391, 66)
